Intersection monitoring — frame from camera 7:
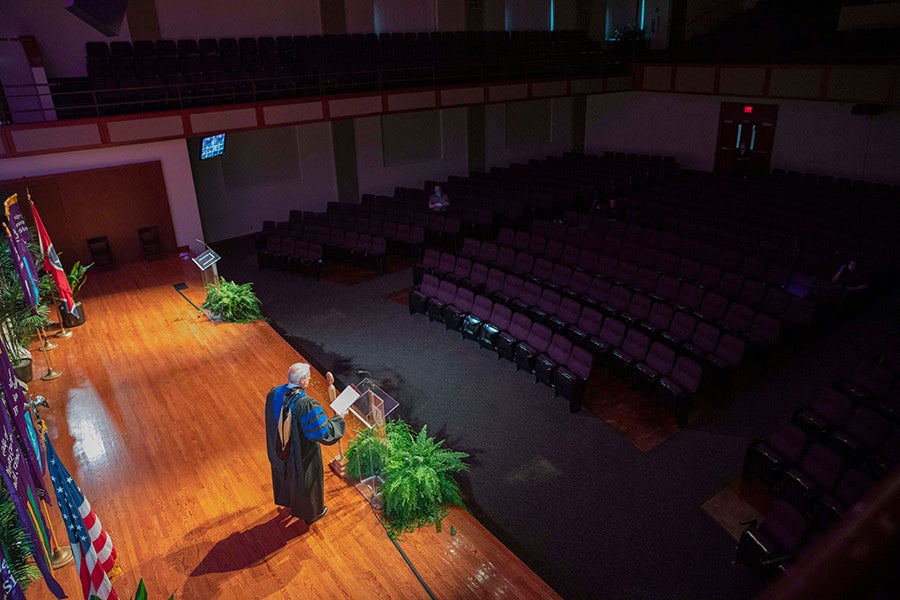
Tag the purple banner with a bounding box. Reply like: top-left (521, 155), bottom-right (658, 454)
top-left (3, 194), bottom-right (32, 243)
top-left (0, 414), bottom-right (65, 598)
top-left (3, 194), bottom-right (39, 310)
top-left (0, 341), bottom-right (46, 494)
top-left (0, 555), bottom-right (27, 600)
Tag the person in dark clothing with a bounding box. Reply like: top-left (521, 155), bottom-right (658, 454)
top-left (265, 362), bottom-right (345, 524)
top-left (428, 184), bottom-right (450, 212)
top-left (832, 258), bottom-right (870, 314)
top-left (602, 196), bottom-right (626, 222)
top-left (832, 259), bottom-right (868, 292)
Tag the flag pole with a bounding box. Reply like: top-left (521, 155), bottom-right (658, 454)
top-left (51, 289), bottom-right (72, 338)
top-left (26, 396), bottom-right (74, 569)
top-left (37, 329), bottom-right (61, 380)
top-left (37, 326), bottom-right (57, 351)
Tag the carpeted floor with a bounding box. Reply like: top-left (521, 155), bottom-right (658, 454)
top-left (219, 236), bottom-right (899, 600)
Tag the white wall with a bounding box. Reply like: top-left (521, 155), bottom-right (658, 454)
top-left (373, 0), bottom-right (436, 33)
top-left (1, 0), bottom-right (133, 79)
top-left (771, 101), bottom-right (900, 184)
top-left (154, 0), bottom-right (322, 40)
top-left (354, 108), bottom-right (468, 196)
top-left (505, 0), bottom-right (551, 31)
top-left (189, 122), bottom-right (338, 242)
top-left (585, 91), bottom-right (900, 184)
top-left (0, 139), bottom-right (205, 252)
top-left (585, 91), bottom-right (721, 170)
top-left (485, 97), bottom-right (575, 168)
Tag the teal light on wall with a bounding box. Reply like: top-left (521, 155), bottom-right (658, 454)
top-left (750, 125), bottom-right (757, 150)
top-left (735, 123), bottom-right (743, 148)
top-left (640, 0), bottom-right (646, 29)
top-left (550, 0), bottom-right (555, 31)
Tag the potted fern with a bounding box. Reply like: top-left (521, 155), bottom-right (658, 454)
top-left (345, 419), bottom-right (469, 538)
top-left (201, 278), bottom-right (263, 323)
top-left (0, 246), bottom-right (49, 383)
top-left (59, 261), bottom-right (92, 329)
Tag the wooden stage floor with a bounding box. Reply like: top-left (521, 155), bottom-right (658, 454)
top-left (26, 256), bottom-right (559, 600)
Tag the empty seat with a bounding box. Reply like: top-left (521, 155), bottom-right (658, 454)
top-left (657, 356), bottom-right (703, 426)
top-left (743, 421), bottom-right (808, 487)
top-left (137, 225), bottom-right (162, 259)
top-left (815, 468), bottom-right (876, 530)
top-left (461, 295), bottom-right (493, 341)
top-left (828, 406), bottom-right (891, 462)
top-left (554, 346), bottom-right (593, 412)
top-left (409, 274), bottom-right (439, 315)
top-left (497, 312), bottom-right (533, 362)
top-left (779, 443), bottom-right (845, 513)
top-left (792, 389), bottom-right (853, 438)
top-left (610, 328), bottom-right (651, 379)
top-left (86, 236), bottom-right (115, 268)
top-left (515, 322), bottom-right (553, 373)
top-left (478, 303), bottom-right (512, 350)
top-left (735, 501), bottom-right (807, 578)
top-left (426, 279), bottom-right (457, 323)
top-left (633, 341), bottom-right (676, 392)
top-left (535, 334), bottom-right (573, 387)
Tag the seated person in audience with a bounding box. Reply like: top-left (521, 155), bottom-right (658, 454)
top-left (601, 196), bottom-right (626, 222)
top-left (832, 257), bottom-right (869, 313)
top-left (832, 258), bottom-right (868, 293)
top-left (428, 185), bottom-right (450, 212)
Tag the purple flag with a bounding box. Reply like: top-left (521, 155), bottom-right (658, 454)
top-left (2, 194), bottom-right (40, 310)
top-left (0, 555), bottom-right (27, 600)
top-left (0, 341), bottom-right (46, 494)
top-left (0, 408), bottom-right (65, 598)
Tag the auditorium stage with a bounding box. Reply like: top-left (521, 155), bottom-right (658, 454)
top-left (25, 255), bottom-right (559, 600)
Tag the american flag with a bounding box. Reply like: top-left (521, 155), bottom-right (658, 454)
top-left (45, 435), bottom-right (119, 600)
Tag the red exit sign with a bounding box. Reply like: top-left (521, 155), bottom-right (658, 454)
top-left (743, 105), bottom-right (754, 113)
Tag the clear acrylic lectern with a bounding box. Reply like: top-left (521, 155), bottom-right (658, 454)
top-left (345, 378), bottom-right (399, 508)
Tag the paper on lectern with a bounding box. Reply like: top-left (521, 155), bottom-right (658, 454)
top-left (330, 385), bottom-right (358, 415)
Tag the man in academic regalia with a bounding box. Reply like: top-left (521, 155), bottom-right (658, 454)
top-left (265, 363), bottom-right (345, 524)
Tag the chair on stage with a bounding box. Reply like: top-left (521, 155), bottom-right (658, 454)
top-left (138, 226), bottom-right (163, 260)
top-left (86, 235), bottom-right (115, 269)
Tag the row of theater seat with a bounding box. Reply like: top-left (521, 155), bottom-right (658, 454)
top-left (422, 252), bottom-right (752, 367)
top-left (409, 277), bottom-right (594, 411)
top-left (541, 154), bottom-right (897, 289)
top-left (410, 269), bottom-right (727, 424)
top-left (257, 239), bottom-right (323, 278)
top-left (737, 358), bottom-right (900, 579)
top-left (438, 232), bottom-right (811, 333)
top-left (420, 245), bottom-right (801, 347)
top-left (518, 218), bottom-right (801, 288)
top-left (80, 30), bottom-right (611, 115)
top-left (257, 220), bottom-right (426, 260)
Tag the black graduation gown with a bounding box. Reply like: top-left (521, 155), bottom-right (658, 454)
top-left (265, 386), bottom-right (345, 521)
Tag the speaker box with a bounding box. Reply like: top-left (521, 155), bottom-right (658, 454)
top-left (66, 0), bottom-right (128, 37)
top-left (851, 104), bottom-right (884, 116)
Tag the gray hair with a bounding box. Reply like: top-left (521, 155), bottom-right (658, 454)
top-left (287, 363), bottom-right (311, 386)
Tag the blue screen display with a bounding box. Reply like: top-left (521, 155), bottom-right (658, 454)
top-left (200, 133), bottom-right (226, 160)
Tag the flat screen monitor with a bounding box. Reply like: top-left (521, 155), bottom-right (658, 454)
top-left (200, 134), bottom-right (226, 160)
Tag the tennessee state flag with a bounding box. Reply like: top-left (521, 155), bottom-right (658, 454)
top-left (31, 202), bottom-right (78, 317)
